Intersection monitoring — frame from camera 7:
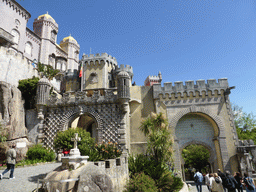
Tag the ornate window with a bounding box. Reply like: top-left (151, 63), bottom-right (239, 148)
top-left (25, 42), bottom-right (32, 55)
top-left (11, 29), bottom-right (20, 44)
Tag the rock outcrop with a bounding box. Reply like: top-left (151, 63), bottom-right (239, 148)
top-left (0, 81), bottom-right (27, 139)
top-left (44, 163), bottom-right (113, 192)
top-left (0, 81), bottom-right (31, 162)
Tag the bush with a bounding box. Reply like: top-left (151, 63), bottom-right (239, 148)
top-left (94, 142), bottom-right (122, 161)
top-left (128, 154), bottom-right (166, 181)
top-left (18, 77), bottom-right (39, 109)
top-left (26, 144), bottom-right (55, 162)
top-left (54, 127), bottom-right (122, 161)
top-left (53, 127), bottom-right (95, 155)
top-left (157, 171), bottom-right (183, 192)
top-left (128, 154), bottom-right (183, 191)
top-left (124, 172), bottom-right (158, 192)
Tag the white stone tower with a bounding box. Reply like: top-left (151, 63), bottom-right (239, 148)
top-left (59, 35), bottom-right (80, 70)
top-left (33, 12), bottom-right (58, 67)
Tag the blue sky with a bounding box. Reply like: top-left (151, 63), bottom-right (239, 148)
top-left (19, 0), bottom-right (256, 114)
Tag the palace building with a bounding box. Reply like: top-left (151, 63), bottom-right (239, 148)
top-left (0, 0), bottom-right (244, 179)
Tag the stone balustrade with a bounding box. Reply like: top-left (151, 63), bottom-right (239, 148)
top-left (47, 88), bottom-right (118, 106)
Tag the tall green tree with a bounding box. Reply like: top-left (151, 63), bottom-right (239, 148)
top-left (233, 104), bottom-right (256, 143)
top-left (140, 112), bottom-right (173, 165)
top-left (182, 144), bottom-right (210, 171)
top-left (127, 113), bottom-right (183, 191)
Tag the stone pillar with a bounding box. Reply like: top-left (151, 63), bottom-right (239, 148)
top-left (219, 137), bottom-right (231, 171)
top-left (36, 77), bottom-right (51, 143)
top-left (117, 71), bottom-right (130, 152)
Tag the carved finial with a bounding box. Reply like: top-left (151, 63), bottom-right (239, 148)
top-left (46, 11), bottom-right (48, 15)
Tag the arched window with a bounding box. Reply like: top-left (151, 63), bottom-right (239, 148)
top-left (11, 29), bottom-right (20, 44)
top-left (51, 30), bottom-right (57, 42)
top-left (25, 42), bottom-right (32, 55)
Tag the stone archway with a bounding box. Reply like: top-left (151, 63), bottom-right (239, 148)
top-left (43, 105), bottom-right (104, 149)
top-left (169, 106), bottom-right (231, 173)
top-left (180, 141), bottom-right (214, 181)
top-left (70, 112), bottom-right (99, 142)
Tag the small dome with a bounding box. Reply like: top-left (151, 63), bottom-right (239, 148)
top-left (38, 76), bottom-right (50, 84)
top-left (118, 71), bottom-right (130, 78)
top-left (38, 12), bottom-right (56, 23)
top-left (61, 34), bottom-right (78, 44)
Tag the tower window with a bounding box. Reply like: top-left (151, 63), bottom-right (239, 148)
top-left (11, 29), bottom-right (20, 44)
top-left (25, 41), bottom-right (32, 56)
top-left (51, 30), bottom-right (57, 42)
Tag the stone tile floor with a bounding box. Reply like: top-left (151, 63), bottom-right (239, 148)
top-left (0, 162), bottom-right (61, 192)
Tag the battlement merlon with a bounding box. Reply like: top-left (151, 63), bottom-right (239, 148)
top-left (80, 53), bottom-right (117, 66)
top-left (114, 64), bottom-right (133, 76)
top-left (153, 78), bottom-right (230, 99)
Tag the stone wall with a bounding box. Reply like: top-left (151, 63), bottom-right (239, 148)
top-left (94, 156), bottom-right (129, 192)
top-left (0, 46), bottom-right (38, 87)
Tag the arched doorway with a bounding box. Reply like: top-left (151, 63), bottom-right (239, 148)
top-left (182, 144), bottom-right (211, 181)
top-left (70, 113), bottom-right (98, 142)
top-left (175, 113), bottom-right (221, 180)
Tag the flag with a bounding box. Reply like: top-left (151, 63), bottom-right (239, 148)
top-left (79, 63), bottom-right (83, 77)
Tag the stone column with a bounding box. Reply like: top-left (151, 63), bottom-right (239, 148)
top-left (36, 77), bottom-right (51, 143)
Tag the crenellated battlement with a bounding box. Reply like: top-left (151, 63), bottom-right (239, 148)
top-left (114, 64), bottom-right (133, 77)
top-left (153, 78), bottom-right (229, 99)
top-left (81, 53), bottom-right (117, 66)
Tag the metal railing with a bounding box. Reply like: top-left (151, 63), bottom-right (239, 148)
top-left (36, 178), bottom-right (79, 192)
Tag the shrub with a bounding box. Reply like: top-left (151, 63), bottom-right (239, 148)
top-left (157, 171), bottom-right (183, 192)
top-left (26, 144), bottom-right (55, 162)
top-left (18, 77), bottom-right (39, 109)
top-left (54, 128), bottom-right (122, 161)
top-left (95, 142), bottom-right (122, 161)
top-left (53, 127), bottom-right (95, 155)
top-left (124, 172), bottom-right (158, 192)
top-left (128, 154), bottom-right (167, 182)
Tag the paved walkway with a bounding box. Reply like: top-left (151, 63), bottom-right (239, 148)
top-left (0, 162), bottom-right (61, 192)
top-left (186, 181), bottom-right (208, 192)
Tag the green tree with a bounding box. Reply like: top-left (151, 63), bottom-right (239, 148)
top-left (140, 112), bottom-right (173, 165)
top-left (18, 76), bottom-right (39, 109)
top-left (233, 104), bottom-right (256, 143)
top-left (182, 144), bottom-right (210, 171)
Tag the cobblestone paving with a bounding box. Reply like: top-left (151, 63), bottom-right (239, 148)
top-left (0, 162), bottom-right (61, 192)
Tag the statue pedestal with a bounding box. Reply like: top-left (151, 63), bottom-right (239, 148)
top-left (61, 147), bottom-right (89, 170)
top-left (69, 148), bottom-right (81, 157)
top-left (62, 155), bottom-right (89, 170)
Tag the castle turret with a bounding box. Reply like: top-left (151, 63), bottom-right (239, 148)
top-left (117, 71), bottom-right (131, 153)
top-left (117, 71), bottom-right (130, 100)
top-left (59, 35), bottom-right (80, 70)
top-left (144, 71), bottom-right (162, 86)
top-left (63, 69), bottom-right (80, 93)
top-left (33, 12), bottom-right (58, 67)
top-left (36, 77), bottom-right (51, 143)
top-left (80, 53), bottom-right (117, 90)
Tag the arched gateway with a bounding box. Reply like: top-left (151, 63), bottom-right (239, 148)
top-left (152, 79), bottom-right (239, 174)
